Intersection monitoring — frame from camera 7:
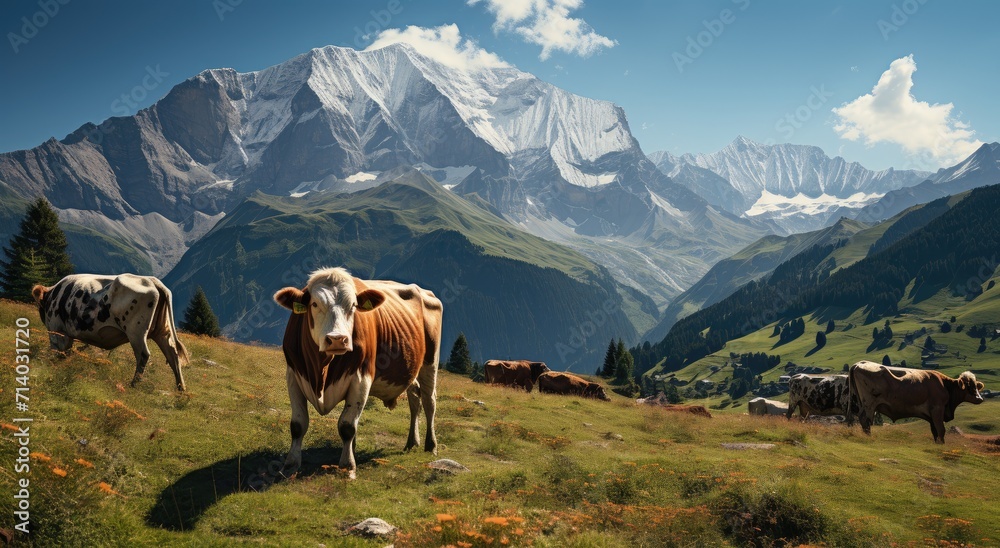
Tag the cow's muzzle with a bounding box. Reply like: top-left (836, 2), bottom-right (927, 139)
top-left (323, 334), bottom-right (351, 355)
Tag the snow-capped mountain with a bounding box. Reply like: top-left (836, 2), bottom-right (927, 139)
top-left (0, 43), bottom-right (764, 304)
top-left (649, 137), bottom-right (930, 233)
top-left (855, 142), bottom-right (1000, 223)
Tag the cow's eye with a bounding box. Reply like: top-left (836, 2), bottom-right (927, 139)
top-left (311, 302), bottom-right (317, 308)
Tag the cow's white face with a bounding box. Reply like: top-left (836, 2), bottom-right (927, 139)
top-left (32, 284), bottom-right (74, 352)
top-left (274, 282), bottom-right (385, 355)
top-left (960, 372), bottom-right (985, 404)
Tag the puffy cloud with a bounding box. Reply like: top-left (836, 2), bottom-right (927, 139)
top-left (832, 55), bottom-right (982, 166)
top-left (365, 24), bottom-right (509, 71)
top-left (469, 0), bottom-right (616, 60)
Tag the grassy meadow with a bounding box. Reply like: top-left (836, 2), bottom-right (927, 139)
top-left (2, 298), bottom-right (999, 546)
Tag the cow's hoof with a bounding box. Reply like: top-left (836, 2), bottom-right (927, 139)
top-left (346, 469), bottom-right (357, 480)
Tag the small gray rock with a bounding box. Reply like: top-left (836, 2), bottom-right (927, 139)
top-left (427, 459), bottom-right (469, 474)
top-left (350, 518), bottom-right (397, 538)
top-left (720, 443), bottom-right (775, 450)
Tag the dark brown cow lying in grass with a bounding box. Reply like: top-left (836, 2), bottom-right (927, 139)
top-left (537, 371), bottom-right (611, 401)
top-left (848, 361), bottom-right (984, 443)
top-left (32, 274), bottom-right (189, 390)
top-left (484, 359), bottom-right (549, 392)
top-left (274, 267), bottom-right (442, 478)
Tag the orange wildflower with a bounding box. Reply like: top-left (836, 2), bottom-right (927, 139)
top-left (483, 517), bottom-right (509, 526)
top-left (52, 467), bottom-right (68, 477)
top-left (75, 458), bottom-right (95, 468)
top-left (30, 452), bottom-right (51, 462)
top-left (436, 513), bottom-right (456, 523)
top-left (97, 482), bottom-right (118, 495)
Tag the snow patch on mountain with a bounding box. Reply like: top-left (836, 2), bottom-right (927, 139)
top-left (745, 190), bottom-right (882, 219)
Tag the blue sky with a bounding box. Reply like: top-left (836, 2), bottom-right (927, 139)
top-left (1, 0), bottom-right (997, 171)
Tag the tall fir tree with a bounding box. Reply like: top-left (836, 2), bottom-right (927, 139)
top-left (600, 339), bottom-right (617, 377)
top-left (446, 333), bottom-right (472, 374)
top-left (0, 198), bottom-right (73, 301)
top-left (181, 286), bottom-right (222, 337)
top-left (614, 339), bottom-right (633, 383)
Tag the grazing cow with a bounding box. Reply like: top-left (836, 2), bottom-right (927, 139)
top-left (785, 374), bottom-right (858, 422)
top-left (273, 268), bottom-right (442, 478)
top-left (484, 360), bottom-right (550, 392)
top-left (537, 371), bottom-right (611, 401)
top-left (748, 397), bottom-right (788, 416)
top-left (848, 361), bottom-right (984, 443)
top-left (32, 274), bottom-right (188, 390)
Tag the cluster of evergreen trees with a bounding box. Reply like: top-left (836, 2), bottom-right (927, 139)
top-left (776, 318), bottom-right (805, 343)
top-left (598, 338), bottom-right (635, 383)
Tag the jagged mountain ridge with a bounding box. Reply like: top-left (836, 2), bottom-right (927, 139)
top-left (855, 142), bottom-right (1000, 224)
top-left (648, 137), bottom-right (930, 233)
top-left (0, 42), bottom-right (765, 305)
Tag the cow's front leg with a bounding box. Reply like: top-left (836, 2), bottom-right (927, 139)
top-left (418, 364), bottom-right (438, 454)
top-left (338, 376), bottom-right (371, 480)
top-left (283, 369), bottom-right (310, 475)
top-left (930, 408), bottom-right (946, 444)
top-left (405, 381), bottom-right (421, 451)
top-left (129, 339), bottom-right (151, 387)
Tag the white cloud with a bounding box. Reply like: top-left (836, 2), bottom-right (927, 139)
top-left (364, 24), bottom-right (509, 71)
top-left (832, 55), bottom-right (982, 166)
top-left (469, 0), bottom-right (616, 60)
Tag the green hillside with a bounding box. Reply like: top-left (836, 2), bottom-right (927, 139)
top-left (634, 184), bottom-right (995, 379)
top-left (651, 278), bottom-right (1000, 411)
top-left (3, 298), bottom-right (999, 546)
top-left (164, 170), bottom-right (657, 372)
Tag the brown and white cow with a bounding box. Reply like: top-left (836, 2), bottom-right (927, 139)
top-left (273, 268), bottom-right (442, 478)
top-left (748, 397), bottom-right (788, 416)
top-left (484, 360), bottom-right (550, 392)
top-left (848, 361), bottom-right (984, 443)
top-left (785, 374), bottom-right (858, 422)
top-left (537, 371), bottom-right (611, 401)
top-left (32, 274), bottom-right (189, 390)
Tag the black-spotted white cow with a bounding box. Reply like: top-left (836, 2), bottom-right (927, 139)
top-left (32, 274), bottom-right (189, 390)
top-left (273, 267), bottom-right (442, 479)
top-left (785, 373), bottom-right (858, 422)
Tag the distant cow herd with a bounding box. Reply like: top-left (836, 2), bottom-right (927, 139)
top-left (29, 269), bottom-right (989, 480)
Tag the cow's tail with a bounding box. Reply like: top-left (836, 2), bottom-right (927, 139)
top-left (153, 278), bottom-right (190, 366)
top-left (846, 364), bottom-right (857, 426)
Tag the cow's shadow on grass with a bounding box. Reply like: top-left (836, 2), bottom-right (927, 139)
top-left (146, 445), bottom-right (387, 531)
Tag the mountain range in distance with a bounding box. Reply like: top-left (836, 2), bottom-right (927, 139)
top-left (2, 41), bottom-right (999, 372)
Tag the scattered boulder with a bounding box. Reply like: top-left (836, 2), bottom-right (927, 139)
top-left (349, 517), bottom-right (397, 538)
top-left (720, 443), bottom-right (775, 450)
top-left (602, 432), bottom-right (624, 442)
top-left (427, 459), bottom-right (469, 475)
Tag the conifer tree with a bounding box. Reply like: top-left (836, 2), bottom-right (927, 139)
top-left (815, 330), bottom-right (827, 348)
top-left (446, 333), bottom-right (472, 374)
top-left (600, 339), bottom-right (617, 377)
top-left (181, 286), bottom-right (222, 337)
top-left (0, 198), bottom-right (73, 301)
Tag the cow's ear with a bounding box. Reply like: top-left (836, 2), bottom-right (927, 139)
top-left (274, 287), bottom-right (308, 312)
top-left (31, 285), bottom-right (47, 304)
top-left (355, 289), bottom-right (386, 312)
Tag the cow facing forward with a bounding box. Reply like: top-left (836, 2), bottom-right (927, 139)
top-left (32, 274), bottom-right (189, 390)
top-left (274, 268), bottom-right (442, 478)
top-left (848, 361), bottom-right (984, 443)
top-left (537, 371), bottom-right (611, 401)
top-left (785, 374), bottom-right (858, 422)
top-left (484, 360), bottom-right (550, 392)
